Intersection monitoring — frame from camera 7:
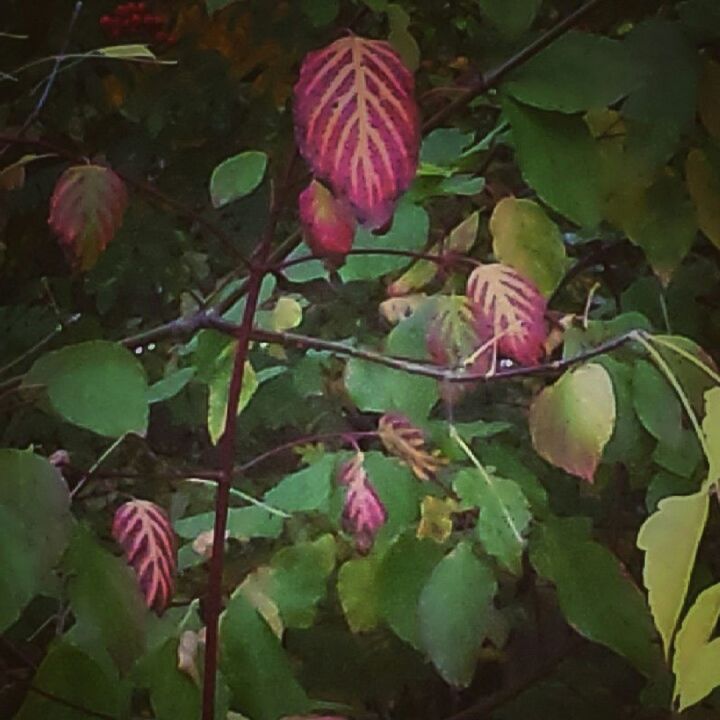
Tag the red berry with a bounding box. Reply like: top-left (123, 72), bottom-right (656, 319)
top-left (110, 27), bottom-right (121, 38)
top-left (99, 15), bottom-right (112, 26)
top-left (116, 3), bottom-right (130, 15)
top-left (154, 30), bottom-right (168, 43)
top-left (131, 13), bottom-right (142, 25)
top-left (136, 1), bottom-right (146, 10)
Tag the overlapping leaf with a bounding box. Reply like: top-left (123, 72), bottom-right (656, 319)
top-left (466, 263), bottom-right (547, 365)
top-left (112, 500), bottom-right (177, 613)
top-left (298, 179), bottom-right (356, 260)
top-left (337, 452), bottom-right (387, 553)
top-left (378, 412), bottom-right (446, 481)
top-left (48, 164), bottom-right (127, 271)
top-left (293, 36), bottom-right (419, 229)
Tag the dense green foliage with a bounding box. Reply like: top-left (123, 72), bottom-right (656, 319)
top-left (2, 1), bottom-right (720, 719)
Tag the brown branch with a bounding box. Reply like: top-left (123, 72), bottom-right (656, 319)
top-left (239, 325), bottom-right (639, 384)
top-left (422, 0), bottom-right (607, 132)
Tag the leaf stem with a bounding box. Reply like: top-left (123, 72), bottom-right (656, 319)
top-left (449, 425), bottom-right (524, 544)
top-left (182, 477), bottom-right (291, 518)
top-left (634, 331), bottom-right (710, 462)
top-left (646, 335), bottom-right (720, 386)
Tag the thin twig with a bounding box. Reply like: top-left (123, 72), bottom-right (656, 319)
top-left (422, 0), bottom-right (607, 132)
top-left (10, 2), bottom-right (83, 146)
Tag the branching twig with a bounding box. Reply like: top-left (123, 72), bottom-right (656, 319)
top-left (422, 0), bottom-right (607, 132)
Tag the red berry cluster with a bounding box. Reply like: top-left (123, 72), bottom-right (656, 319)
top-left (99, 3), bottom-right (172, 44)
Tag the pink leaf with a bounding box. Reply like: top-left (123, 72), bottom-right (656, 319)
top-left (338, 453), bottom-right (387, 554)
top-left (466, 263), bottom-right (547, 365)
top-left (293, 36), bottom-right (420, 229)
top-left (298, 179), bottom-right (356, 260)
top-left (112, 500), bottom-right (176, 613)
top-left (48, 164), bottom-right (127, 271)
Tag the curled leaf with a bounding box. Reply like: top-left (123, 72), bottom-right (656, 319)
top-left (338, 452), bottom-right (387, 553)
top-left (298, 179), bottom-right (356, 261)
top-left (112, 500), bottom-right (176, 613)
top-left (378, 412), bottom-right (446, 481)
top-left (48, 164), bottom-right (128, 271)
top-left (294, 36), bottom-right (419, 228)
top-left (466, 263), bottom-right (547, 365)
top-left (177, 629), bottom-right (202, 685)
top-left (417, 496), bottom-right (458, 543)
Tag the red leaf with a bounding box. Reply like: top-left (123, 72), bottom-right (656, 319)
top-left (293, 36), bottom-right (420, 229)
top-left (48, 164), bottom-right (127, 271)
top-left (466, 263), bottom-right (547, 365)
top-left (298, 179), bottom-right (356, 260)
top-left (338, 453), bottom-right (387, 554)
top-left (112, 500), bottom-right (176, 613)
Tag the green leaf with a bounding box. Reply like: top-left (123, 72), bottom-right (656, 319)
top-left (490, 197), bottom-right (568, 295)
top-left (264, 454), bottom-right (335, 513)
top-left (420, 128), bottom-right (474, 166)
top-left (387, 3), bottom-right (420, 72)
top-left (346, 299), bottom-right (439, 421)
top-left (503, 97), bottom-right (602, 228)
top-left (270, 534), bottom-right (336, 628)
top-left (453, 469), bottom-right (531, 574)
top-left (673, 582), bottom-right (720, 710)
top-left (418, 542), bottom-right (497, 687)
top-left (505, 32), bottom-right (642, 113)
top-left (437, 174), bottom-right (485, 196)
top-left (26, 340), bottom-right (149, 437)
top-left (618, 174), bottom-right (697, 285)
top-left (15, 641), bottom-right (130, 720)
top-left (301, 0), bottom-right (339, 27)
top-left (209, 151), bottom-right (268, 209)
top-left (529, 363), bottom-right (616, 483)
top-left (632, 359), bottom-right (683, 448)
top-left (378, 533), bottom-right (446, 648)
top-left (531, 517), bottom-right (661, 676)
top-left (703, 387), bottom-right (720, 484)
top-left (652, 429), bottom-right (702, 479)
top-left (207, 354), bottom-right (258, 445)
top-left (363, 452), bottom-right (422, 545)
top-left (134, 638), bottom-right (201, 720)
top-left (175, 506), bottom-right (283, 540)
top-left (339, 201), bottom-right (429, 281)
top-left (337, 554), bottom-right (382, 633)
top-left (476, 0), bottom-right (541, 40)
top-left (623, 19), bottom-right (700, 164)
top-left (0, 450), bottom-right (72, 632)
top-left (148, 367), bottom-right (196, 403)
top-left (64, 525), bottom-right (148, 673)
top-left (637, 490), bottom-right (709, 658)
top-left (220, 593), bottom-right (310, 720)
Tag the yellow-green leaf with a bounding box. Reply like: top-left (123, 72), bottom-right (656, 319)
top-left (673, 582), bottom-right (720, 710)
top-left (703, 387), bottom-right (720, 485)
top-left (686, 148), bottom-right (720, 250)
top-left (490, 197), bottom-right (568, 296)
top-left (207, 351), bottom-right (258, 444)
top-left (529, 363), bottom-right (615, 482)
top-left (637, 490), bottom-right (709, 658)
top-left (337, 554), bottom-right (382, 633)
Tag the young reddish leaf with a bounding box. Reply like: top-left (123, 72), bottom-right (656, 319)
top-left (529, 363), bottom-right (616, 483)
top-left (466, 263), bottom-right (547, 365)
top-left (298, 179), bottom-right (356, 261)
top-left (337, 452), bottom-right (387, 554)
top-left (48, 164), bottom-right (128, 271)
top-left (378, 412), bottom-right (447, 481)
top-left (112, 500), bottom-right (176, 613)
top-left (293, 36), bottom-right (420, 229)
